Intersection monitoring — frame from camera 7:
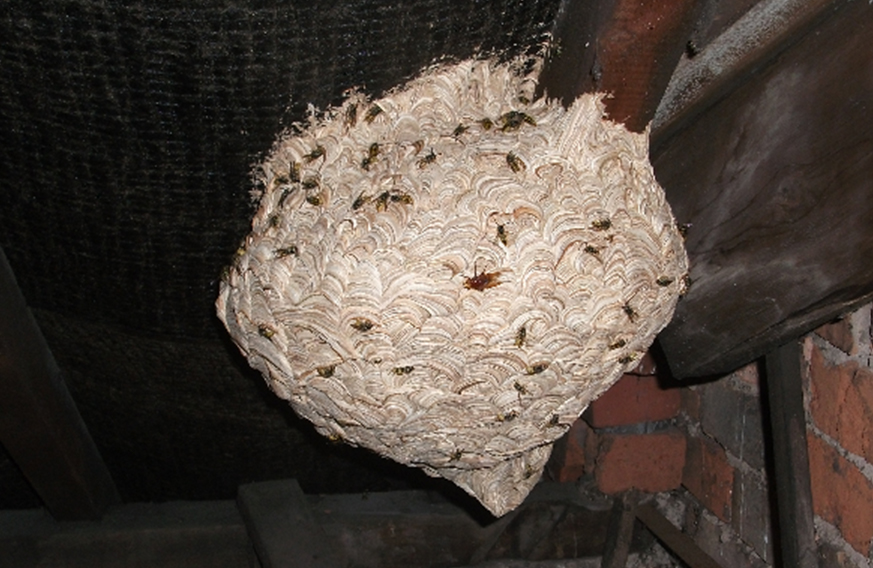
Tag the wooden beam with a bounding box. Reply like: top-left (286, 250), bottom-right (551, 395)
top-left (601, 491), bottom-right (636, 568)
top-left (653, 0), bottom-right (873, 378)
top-left (653, 0), bottom-right (846, 146)
top-left (538, 0), bottom-right (700, 132)
top-left (763, 342), bottom-right (819, 568)
top-left (0, 247), bottom-right (119, 520)
top-left (238, 480), bottom-right (348, 568)
top-left (635, 502), bottom-right (724, 568)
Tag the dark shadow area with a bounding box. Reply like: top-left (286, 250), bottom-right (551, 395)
top-left (757, 356), bottom-right (786, 568)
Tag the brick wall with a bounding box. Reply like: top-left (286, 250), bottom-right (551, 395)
top-left (671, 304), bottom-right (873, 567)
top-left (675, 362), bottom-right (774, 567)
top-left (548, 303), bottom-right (873, 567)
top-left (547, 353), bottom-right (686, 495)
top-left (805, 305), bottom-right (873, 565)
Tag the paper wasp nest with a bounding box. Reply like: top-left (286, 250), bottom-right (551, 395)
top-left (217, 57), bottom-right (688, 516)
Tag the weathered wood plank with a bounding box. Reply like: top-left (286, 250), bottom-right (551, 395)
top-left (653, 0), bottom-right (846, 145)
top-left (237, 479), bottom-right (348, 568)
top-left (601, 491), bottom-right (636, 568)
top-left (0, 248), bottom-right (119, 520)
top-left (653, 0), bottom-right (873, 378)
top-left (764, 342), bottom-right (818, 568)
top-left (538, 0), bottom-right (700, 132)
top-left (635, 502), bottom-right (724, 568)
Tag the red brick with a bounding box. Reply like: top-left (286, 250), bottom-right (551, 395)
top-left (809, 343), bottom-right (873, 463)
top-left (682, 434), bottom-right (734, 522)
top-left (808, 432), bottom-right (873, 555)
top-left (816, 316), bottom-right (855, 354)
top-left (594, 428), bottom-right (686, 494)
top-left (586, 375), bottom-right (681, 428)
top-left (546, 419), bottom-right (595, 483)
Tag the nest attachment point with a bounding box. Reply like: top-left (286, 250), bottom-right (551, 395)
top-left (217, 57), bottom-right (688, 516)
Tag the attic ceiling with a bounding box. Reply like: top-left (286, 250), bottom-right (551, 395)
top-left (1, 0), bottom-right (871, 512)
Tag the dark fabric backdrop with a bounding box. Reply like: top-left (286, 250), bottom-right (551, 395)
top-left (0, 0), bottom-right (561, 507)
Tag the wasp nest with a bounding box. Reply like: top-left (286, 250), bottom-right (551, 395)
top-left (217, 57), bottom-right (688, 516)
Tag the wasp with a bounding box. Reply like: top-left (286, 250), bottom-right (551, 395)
top-left (258, 325), bottom-right (275, 339)
top-left (288, 162), bottom-right (301, 183)
top-left (453, 124), bottom-right (468, 137)
top-left (352, 193), bottom-right (369, 210)
top-left (499, 110), bottom-right (536, 131)
top-left (478, 117), bottom-right (493, 130)
top-left (686, 40), bottom-right (700, 58)
top-left (513, 381), bottom-right (529, 395)
top-left (525, 362), bottom-right (549, 375)
top-left (361, 142), bottom-right (380, 170)
top-left (619, 353), bottom-right (638, 365)
top-left (450, 449), bottom-right (462, 461)
top-left (350, 317), bottom-right (374, 332)
top-left (514, 325), bottom-right (526, 347)
top-left (364, 104), bottom-right (383, 123)
top-left (305, 194), bottom-right (323, 206)
top-left (518, 95), bottom-right (531, 105)
top-left (680, 274), bottom-right (693, 296)
top-left (506, 152), bottom-right (526, 173)
top-left (497, 224), bottom-right (508, 246)
top-left (622, 303), bottom-right (637, 322)
top-left (592, 218), bottom-right (611, 231)
top-left (275, 245), bottom-right (299, 258)
top-left (417, 149), bottom-right (437, 168)
top-left (497, 410), bottom-right (518, 422)
top-left (317, 365), bottom-right (336, 378)
top-left (656, 276), bottom-right (674, 287)
top-left (548, 414), bottom-right (560, 427)
top-left (678, 223), bottom-right (692, 239)
top-left (273, 174), bottom-right (290, 187)
top-left (345, 103), bottom-right (358, 127)
top-left (301, 176), bottom-right (319, 190)
top-left (375, 191), bottom-right (391, 211)
top-left (390, 192), bottom-right (413, 205)
top-left (524, 465), bottom-right (535, 479)
top-left (584, 244), bottom-right (600, 256)
top-left (303, 144), bottom-right (325, 163)
top-left (608, 339), bottom-right (627, 350)
top-left (278, 187), bottom-right (295, 207)
top-left (392, 366), bottom-right (414, 375)
top-left (464, 266), bottom-right (501, 291)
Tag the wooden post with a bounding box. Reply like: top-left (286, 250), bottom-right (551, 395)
top-left (0, 247), bottom-right (119, 520)
top-left (538, 0), bottom-right (700, 132)
top-left (602, 491), bottom-right (636, 568)
top-left (764, 342), bottom-right (819, 568)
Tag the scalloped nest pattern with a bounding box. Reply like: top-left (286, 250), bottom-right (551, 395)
top-left (216, 57), bottom-right (688, 516)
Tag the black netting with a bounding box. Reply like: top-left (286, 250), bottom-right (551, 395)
top-left (0, 0), bottom-right (560, 339)
top-left (0, 0), bottom-right (562, 506)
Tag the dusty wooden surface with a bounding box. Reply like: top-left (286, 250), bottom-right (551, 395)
top-left (653, 0), bottom-right (873, 378)
top-left (653, 0), bottom-right (845, 144)
top-left (0, 248), bottom-right (119, 520)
